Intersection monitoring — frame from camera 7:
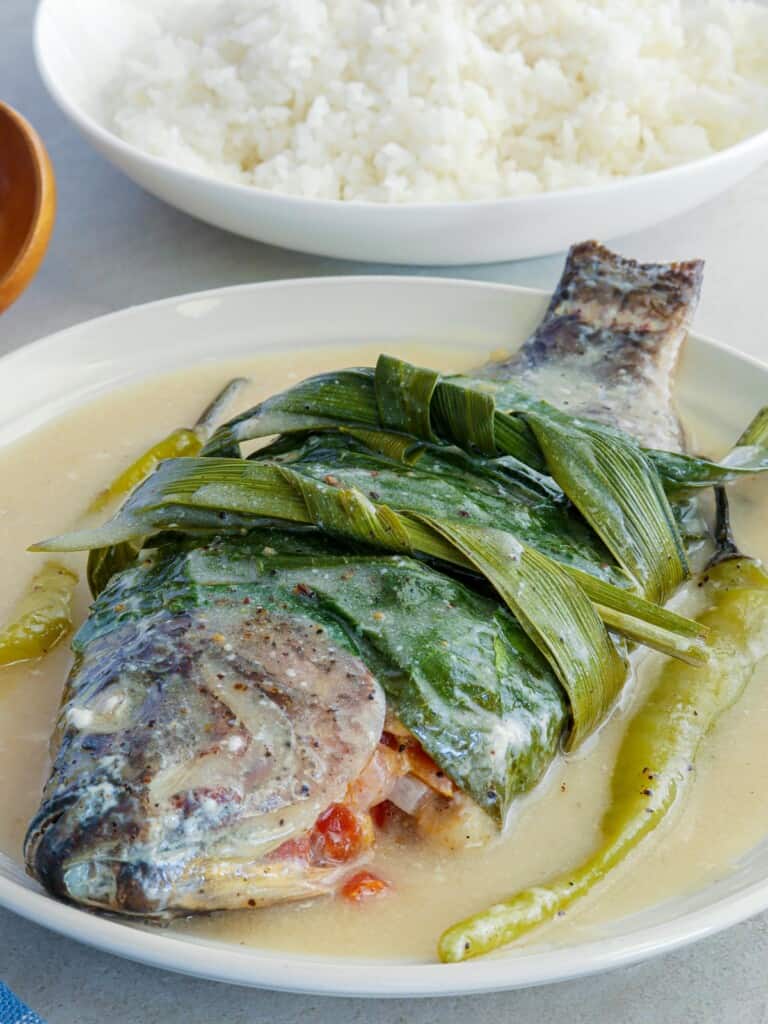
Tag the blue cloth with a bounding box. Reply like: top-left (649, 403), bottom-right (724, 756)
top-left (0, 984), bottom-right (46, 1024)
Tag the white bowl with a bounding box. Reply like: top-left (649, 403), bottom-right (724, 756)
top-left (34, 0), bottom-right (768, 266)
top-left (1, 275), bottom-right (768, 996)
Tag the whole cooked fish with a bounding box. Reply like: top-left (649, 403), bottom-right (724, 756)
top-left (25, 242), bottom-right (705, 917)
top-left (26, 530), bottom-right (566, 913)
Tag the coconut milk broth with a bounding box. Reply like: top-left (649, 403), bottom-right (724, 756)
top-left (1, 344), bottom-right (767, 961)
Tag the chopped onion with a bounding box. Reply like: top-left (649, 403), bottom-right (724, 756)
top-left (389, 775), bottom-right (430, 816)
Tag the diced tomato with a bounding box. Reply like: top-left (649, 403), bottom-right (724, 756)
top-left (341, 870), bottom-right (390, 903)
top-left (311, 802), bottom-right (367, 864)
top-left (267, 835), bottom-right (312, 862)
top-left (370, 799), bottom-right (399, 829)
top-left (268, 804), bottom-right (374, 866)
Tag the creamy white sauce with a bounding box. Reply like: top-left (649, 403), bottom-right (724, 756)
top-left (1, 344), bottom-right (768, 961)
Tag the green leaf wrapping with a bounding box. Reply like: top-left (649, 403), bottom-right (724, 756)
top-left (36, 449), bottom-right (706, 659)
top-left (76, 529), bottom-right (569, 821)
top-left (37, 452), bottom-right (716, 749)
top-left (253, 432), bottom-right (626, 585)
top-left (650, 405), bottom-right (768, 492)
top-left (202, 369), bottom-right (380, 456)
top-left (203, 362), bottom-right (768, 499)
top-left (203, 365), bottom-right (546, 468)
top-left (412, 520), bottom-right (627, 749)
top-left (375, 355), bottom-right (440, 441)
top-left (376, 357), bottom-right (689, 603)
top-left (256, 433), bottom-right (705, 662)
top-left (87, 541), bottom-right (141, 598)
top-left (523, 411), bottom-right (687, 602)
top-left (209, 357), bottom-right (696, 602)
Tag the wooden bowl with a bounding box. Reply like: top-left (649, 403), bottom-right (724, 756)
top-left (0, 102), bottom-right (56, 314)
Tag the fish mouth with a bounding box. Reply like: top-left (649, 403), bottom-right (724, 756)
top-left (27, 783), bottom-right (371, 916)
top-left (30, 847), bottom-right (354, 917)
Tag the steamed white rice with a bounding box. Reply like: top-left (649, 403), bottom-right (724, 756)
top-left (108, 0), bottom-right (768, 202)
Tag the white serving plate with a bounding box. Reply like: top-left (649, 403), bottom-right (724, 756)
top-left (34, 0), bottom-right (768, 266)
top-left (1, 276), bottom-right (767, 997)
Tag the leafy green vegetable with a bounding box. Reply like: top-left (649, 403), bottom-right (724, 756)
top-left (87, 542), bottom-right (141, 599)
top-left (523, 409), bottom-right (687, 602)
top-left (648, 405), bottom-right (768, 492)
top-left (250, 431), bottom-right (627, 586)
top-left (417, 519), bottom-right (626, 749)
top-left (203, 362), bottom-right (768, 497)
top-left (34, 453), bottom-right (706, 659)
top-left (254, 432), bottom-right (706, 664)
top-left (375, 357), bottom-right (690, 602)
top-left (375, 355), bottom-right (440, 442)
top-left (212, 357), bottom-right (706, 603)
top-left (78, 529), bottom-right (569, 821)
top-left (202, 369), bottom-right (380, 457)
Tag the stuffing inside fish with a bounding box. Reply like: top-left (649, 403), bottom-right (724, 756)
top-left (25, 241), bottom-right (709, 918)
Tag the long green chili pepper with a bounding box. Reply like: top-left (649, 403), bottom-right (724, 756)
top-left (87, 378), bottom-right (246, 514)
top-left (439, 496), bottom-right (768, 962)
top-left (87, 428), bottom-right (203, 515)
top-left (0, 380), bottom-right (249, 669)
top-left (0, 563), bottom-right (78, 667)
top-left (86, 379), bottom-right (246, 595)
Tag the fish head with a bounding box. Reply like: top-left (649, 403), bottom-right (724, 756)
top-left (25, 601), bottom-right (385, 915)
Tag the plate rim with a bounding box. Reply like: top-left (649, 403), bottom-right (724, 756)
top-left (2, 273), bottom-right (768, 997)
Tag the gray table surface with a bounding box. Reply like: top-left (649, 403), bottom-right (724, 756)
top-left (3, 3), bottom-right (768, 1022)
